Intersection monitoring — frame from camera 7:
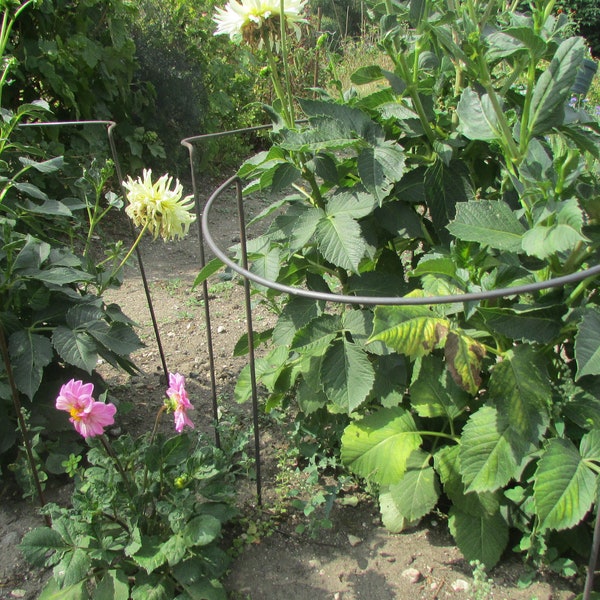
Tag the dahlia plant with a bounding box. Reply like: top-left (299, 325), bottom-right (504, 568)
top-left (20, 373), bottom-right (236, 600)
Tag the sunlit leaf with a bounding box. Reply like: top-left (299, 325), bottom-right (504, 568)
top-left (534, 437), bottom-right (596, 531)
top-left (341, 407), bottom-right (422, 485)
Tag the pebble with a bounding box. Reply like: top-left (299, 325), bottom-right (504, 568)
top-left (347, 534), bottom-right (362, 547)
top-left (401, 567), bottom-right (422, 584)
top-left (11, 590), bottom-right (26, 598)
top-left (217, 325), bottom-right (226, 333)
top-left (451, 578), bottom-right (470, 592)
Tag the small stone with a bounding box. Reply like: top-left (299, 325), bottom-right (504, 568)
top-left (402, 567), bottom-right (422, 584)
top-left (333, 593), bottom-right (342, 600)
top-left (11, 590), bottom-right (26, 598)
top-left (451, 578), bottom-right (470, 592)
top-left (217, 325), bottom-right (226, 333)
top-left (347, 534), bottom-right (362, 547)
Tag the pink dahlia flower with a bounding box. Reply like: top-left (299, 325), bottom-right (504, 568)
top-left (166, 372), bottom-right (195, 433)
top-left (56, 379), bottom-right (116, 438)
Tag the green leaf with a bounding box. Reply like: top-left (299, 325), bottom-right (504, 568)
top-left (52, 326), bottom-right (98, 373)
top-left (351, 65), bottom-right (384, 85)
top-left (522, 199), bottom-right (588, 259)
top-left (341, 407), bottom-right (422, 485)
top-left (424, 160), bottom-right (474, 239)
top-left (182, 514), bottom-right (222, 547)
top-left (479, 304), bottom-right (563, 344)
top-left (9, 330), bottom-right (53, 399)
top-left (192, 258), bottom-right (225, 288)
top-left (160, 535), bottom-right (187, 567)
top-left (534, 437), bottom-right (597, 532)
top-left (447, 200), bottom-right (525, 252)
top-left (88, 322), bottom-right (142, 357)
top-left (20, 527), bottom-right (66, 567)
top-left (38, 579), bottom-right (88, 600)
top-left (410, 355), bottom-right (468, 420)
top-left (132, 536), bottom-right (166, 574)
top-left (459, 406), bottom-right (527, 492)
top-left (19, 155), bottom-right (65, 174)
top-left (326, 189), bottom-right (378, 219)
top-left (581, 429), bottom-right (600, 461)
top-left (456, 88), bottom-right (501, 141)
top-left (272, 162), bottom-right (301, 193)
top-left (369, 305), bottom-right (449, 358)
top-left (315, 213), bottom-right (366, 273)
top-left (444, 331), bottom-right (485, 395)
top-left (93, 570), bottom-right (130, 600)
top-left (55, 548), bottom-right (91, 587)
top-left (234, 345), bottom-right (289, 403)
top-left (290, 313), bottom-right (340, 353)
top-left (272, 297), bottom-right (324, 347)
top-left (380, 450), bottom-right (439, 523)
top-left (320, 338), bottom-right (375, 413)
top-left (528, 37), bottom-right (585, 136)
top-left (358, 142), bottom-right (405, 203)
top-left (448, 507), bottom-right (509, 569)
top-left (435, 445), bottom-right (500, 517)
top-left (575, 309), bottom-right (600, 380)
top-left (488, 346), bottom-right (550, 442)
top-left (485, 28), bottom-right (547, 61)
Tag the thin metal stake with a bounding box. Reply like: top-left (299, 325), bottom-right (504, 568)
top-left (181, 139), bottom-right (221, 448)
top-left (234, 177), bottom-right (262, 506)
top-left (108, 123), bottom-right (169, 383)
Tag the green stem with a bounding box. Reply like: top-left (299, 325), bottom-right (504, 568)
top-left (99, 222), bottom-right (149, 293)
top-left (415, 430), bottom-right (460, 443)
top-left (279, 0), bottom-right (295, 126)
top-left (264, 36), bottom-right (293, 128)
top-left (99, 435), bottom-right (135, 499)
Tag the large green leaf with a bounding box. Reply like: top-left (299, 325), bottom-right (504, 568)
top-left (379, 450), bottom-right (439, 524)
top-left (38, 579), bottom-right (87, 600)
top-left (93, 570), bottom-right (131, 600)
top-left (55, 548), bottom-right (91, 588)
top-left (533, 437), bottom-right (597, 531)
top-left (369, 305), bottom-right (449, 358)
top-left (182, 514), bottom-right (222, 547)
top-left (434, 445), bottom-right (500, 517)
top-left (478, 304), bottom-right (563, 344)
top-left (273, 204), bottom-right (323, 255)
top-left (358, 142), bottom-right (406, 204)
top-left (409, 355), bottom-right (468, 420)
top-left (488, 346), bottom-right (550, 442)
top-left (20, 527), bottom-right (67, 567)
top-left (315, 213), bottom-right (366, 272)
top-left (522, 199), bottom-right (588, 259)
top-left (448, 507), bottom-right (509, 569)
top-left (320, 338), bottom-right (374, 413)
top-left (234, 345), bottom-right (289, 403)
top-left (527, 37), bottom-right (585, 136)
top-left (9, 329), bottom-right (53, 399)
top-left (456, 88), bottom-right (501, 141)
top-left (485, 28), bottom-right (547, 61)
top-left (575, 309), bottom-right (600, 380)
top-left (290, 313), bottom-right (340, 353)
top-left (341, 407), bottom-right (422, 485)
top-left (447, 200), bottom-right (525, 252)
top-left (52, 326), bottom-right (98, 373)
top-left (326, 189), bottom-right (378, 219)
top-left (444, 330), bottom-right (485, 395)
top-left (459, 405), bottom-right (527, 492)
top-left (272, 297), bottom-right (324, 347)
top-left (424, 160), bottom-right (474, 240)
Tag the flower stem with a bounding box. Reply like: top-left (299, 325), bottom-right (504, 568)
top-left (263, 35), bottom-right (294, 128)
top-left (99, 435), bottom-right (135, 499)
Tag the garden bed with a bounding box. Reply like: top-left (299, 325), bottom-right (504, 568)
top-left (0, 182), bottom-right (584, 599)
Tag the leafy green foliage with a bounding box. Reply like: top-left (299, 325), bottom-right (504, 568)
top-left (21, 431), bottom-right (235, 600)
top-left (222, 0), bottom-right (600, 573)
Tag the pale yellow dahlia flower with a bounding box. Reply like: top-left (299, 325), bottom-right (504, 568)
top-left (214, 0), bottom-right (306, 42)
top-left (122, 170), bottom-right (196, 241)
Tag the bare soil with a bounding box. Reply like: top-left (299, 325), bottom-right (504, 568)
top-left (0, 179), bottom-right (587, 599)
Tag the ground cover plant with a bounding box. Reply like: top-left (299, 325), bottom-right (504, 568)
top-left (210, 0), bottom-right (600, 584)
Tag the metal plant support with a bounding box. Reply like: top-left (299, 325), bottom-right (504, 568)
top-left (183, 125), bottom-right (600, 597)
